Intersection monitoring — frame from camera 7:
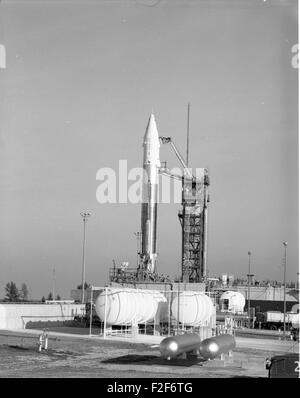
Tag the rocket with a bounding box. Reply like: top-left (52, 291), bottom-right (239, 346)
top-left (140, 113), bottom-right (160, 274)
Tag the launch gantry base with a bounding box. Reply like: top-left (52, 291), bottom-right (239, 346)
top-left (109, 266), bottom-right (172, 284)
top-left (178, 172), bottom-right (210, 283)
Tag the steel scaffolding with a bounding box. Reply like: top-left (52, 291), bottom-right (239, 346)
top-left (178, 172), bottom-right (209, 283)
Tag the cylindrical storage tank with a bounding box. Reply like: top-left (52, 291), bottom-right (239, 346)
top-left (171, 292), bottom-right (214, 326)
top-left (199, 334), bottom-right (236, 360)
top-left (159, 333), bottom-right (201, 359)
top-left (95, 287), bottom-right (167, 326)
top-left (219, 291), bottom-right (245, 314)
top-left (289, 313), bottom-right (299, 329)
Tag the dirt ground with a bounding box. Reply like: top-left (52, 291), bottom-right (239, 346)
top-left (0, 329), bottom-right (298, 378)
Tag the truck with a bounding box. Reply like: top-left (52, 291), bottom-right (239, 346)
top-left (255, 311), bottom-right (299, 331)
top-left (266, 353), bottom-right (299, 378)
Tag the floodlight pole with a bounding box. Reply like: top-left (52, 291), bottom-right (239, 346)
top-left (247, 251), bottom-right (251, 328)
top-left (283, 242), bottom-right (288, 339)
top-left (89, 287), bottom-right (93, 337)
top-left (80, 212), bottom-right (91, 304)
top-left (52, 268), bottom-right (55, 301)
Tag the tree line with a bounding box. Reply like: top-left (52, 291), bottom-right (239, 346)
top-left (3, 281), bottom-right (61, 302)
top-left (41, 292), bottom-right (61, 302)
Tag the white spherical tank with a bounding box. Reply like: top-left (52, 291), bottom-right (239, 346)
top-left (171, 291), bottom-right (214, 326)
top-left (291, 303), bottom-right (299, 314)
top-left (95, 287), bottom-right (167, 326)
top-left (219, 291), bottom-right (245, 314)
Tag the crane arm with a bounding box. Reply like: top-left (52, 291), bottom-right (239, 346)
top-left (159, 168), bottom-right (186, 181)
top-left (159, 136), bottom-right (193, 179)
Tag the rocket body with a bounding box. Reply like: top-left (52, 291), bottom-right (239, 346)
top-left (140, 114), bottom-right (160, 273)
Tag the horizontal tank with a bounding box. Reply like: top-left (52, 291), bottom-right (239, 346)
top-left (171, 291), bottom-right (214, 326)
top-left (159, 333), bottom-right (201, 359)
top-left (199, 334), bottom-right (236, 359)
top-left (219, 291), bottom-right (245, 314)
top-left (95, 287), bottom-right (167, 326)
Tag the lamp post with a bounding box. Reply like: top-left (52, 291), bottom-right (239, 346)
top-left (80, 212), bottom-right (91, 304)
top-left (283, 241), bottom-right (288, 339)
top-left (247, 251), bottom-right (251, 328)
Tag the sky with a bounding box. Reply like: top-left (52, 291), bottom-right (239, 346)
top-left (0, 0), bottom-right (298, 300)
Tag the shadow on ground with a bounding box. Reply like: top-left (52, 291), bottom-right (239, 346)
top-left (2, 344), bottom-right (81, 359)
top-left (7, 345), bottom-right (31, 351)
top-left (102, 354), bottom-right (206, 367)
top-left (231, 375), bottom-right (265, 378)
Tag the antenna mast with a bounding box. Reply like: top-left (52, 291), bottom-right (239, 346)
top-left (186, 103), bottom-right (190, 167)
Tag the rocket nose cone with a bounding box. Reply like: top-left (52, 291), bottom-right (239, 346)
top-left (144, 113), bottom-right (160, 143)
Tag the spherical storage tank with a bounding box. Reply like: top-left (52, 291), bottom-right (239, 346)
top-left (291, 304), bottom-right (299, 314)
top-left (95, 287), bottom-right (167, 326)
top-left (171, 292), bottom-right (214, 326)
top-left (219, 291), bottom-right (245, 314)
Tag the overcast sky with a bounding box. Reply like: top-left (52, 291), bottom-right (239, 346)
top-left (0, 0), bottom-right (298, 300)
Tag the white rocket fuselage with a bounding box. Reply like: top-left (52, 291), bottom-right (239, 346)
top-left (141, 114), bottom-right (160, 273)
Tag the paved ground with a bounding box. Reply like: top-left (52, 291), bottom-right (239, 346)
top-left (0, 329), bottom-right (298, 378)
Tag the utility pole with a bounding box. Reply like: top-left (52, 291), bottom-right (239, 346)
top-left (80, 212), bottom-right (91, 304)
top-left (283, 242), bottom-right (288, 339)
top-left (247, 251), bottom-right (251, 328)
